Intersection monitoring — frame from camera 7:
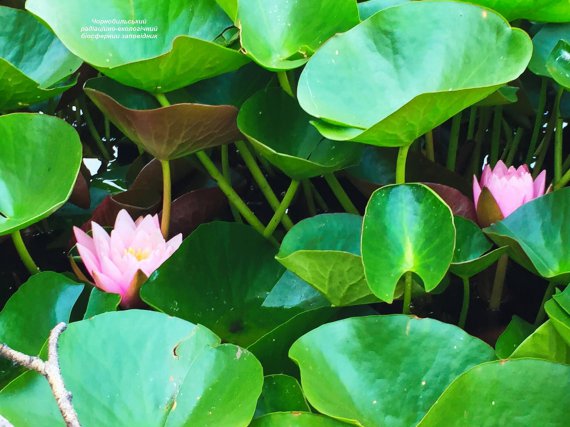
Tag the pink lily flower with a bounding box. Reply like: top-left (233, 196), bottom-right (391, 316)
top-left (73, 210), bottom-right (182, 308)
top-left (473, 161), bottom-right (546, 227)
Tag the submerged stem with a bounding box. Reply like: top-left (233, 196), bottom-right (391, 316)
top-left (159, 159), bottom-right (171, 238)
top-left (11, 230), bottom-right (39, 275)
top-left (324, 173), bottom-right (359, 214)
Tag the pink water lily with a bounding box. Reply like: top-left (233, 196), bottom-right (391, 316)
top-left (473, 161), bottom-right (546, 226)
top-left (73, 210), bottom-right (182, 308)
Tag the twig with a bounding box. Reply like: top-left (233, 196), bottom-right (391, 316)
top-left (0, 415), bottom-right (14, 427)
top-left (0, 323), bottom-right (81, 427)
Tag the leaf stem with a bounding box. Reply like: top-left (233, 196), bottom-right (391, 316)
top-left (79, 96), bottom-right (112, 161)
top-left (195, 151), bottom-right (268, 238)
top-left (467, 107), bottom-right (477, 140)
top-left (534, 281), bottom-right (557, 327)
top-left (11, 230), bottom-right (39, 275)
top-left (396, 144), bottom-right (411, 184)
top-left (403, 272), bottom-right (413, 315)
top-left (458, 276), bottom-right (470, 329)
top-left (489, 254), bottom-right (508, 311)
top-left (159, 159), bottom-right (171, 238)
top-left (425, 130), bottom-right (435, 161)
top-left (446, 112), bottom-right (462, 171)
top-left (470, 109), bottom-right (491, 176)
top-left (533, 86), bottom-right (564, 176)
top-left (554, 87), bottom-right (566, 184)
top-left (153, 92), bottom-right (170, 107)
top-left (264, 180), bottom-right (299, 238)
top-left (324, 173), bottom-right (359, 214)
top-left (302, 180), bottom-right (317, 216)
top-left (235, 140), bottom-right (293, 230)
top-left (221, 145), bottom-right (243, 223)
top-left (490, 106), bottom-right (503, 167)
top-left (525, 78), bottom-right (548, 164)
top-left (505, 127), bottom-right (524, 166)
top-left (277, 71), bottom-right (295, 98)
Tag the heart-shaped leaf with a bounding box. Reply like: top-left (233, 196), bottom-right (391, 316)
top-left (277, 214), bottom-right (377, 306)
top-left (238, 88), bottom-right (362, 180)
top-left (289, 315), bottom-right (495, 427)
top-left (252, 413), bottom-right (351, 426)
top-left (462, 0), bottom-right (570, 22)
top-left (358, 0), bottom-right (410, 20)
top-left (141, 222), bottom-right (331, 349)
top-left (0, 272), bottom-right (83, 388)
top-left (84, 77), bottom-right (240, 160)
top-left (0, 113), bottom-right (82, 235)
top-left (494, 315), bottom-right (535, 359)
top-left (547, 40), bottom-right (570, 90)
top-left (0, 6), bottom-right (81, 112)
top-left (238, 0), bottom-right (359, 70)
top-left (510, 320), bottom-right (570, 364)
top-left (83, 287), bottom-right (120, 319)
top-left (485, 188), bottom-right (570, 282)
top-left (362, 184), bottom-right (455, 302)
top-left (0, 310), bottom-right (263, 426)
top-left (418, 359), bottom-right (570, 426)
top-left (26, 0), bottom-right (250, 92)
top-left (297, 1), bottom-right (531, 147)
top-left (529, 23), bottom-right (570, 77)
top-left (255, 374), bottom-right (309, 418)
top-left (450, 216), bottom-right (507, 278)
top-left (545, 297), bottom-right (570, 346)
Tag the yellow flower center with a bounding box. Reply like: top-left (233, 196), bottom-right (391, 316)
top-left (126, 247), bottom-right (150, 261)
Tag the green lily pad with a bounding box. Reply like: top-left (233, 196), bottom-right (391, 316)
top-left (252, 413), bottom-right (351, 427)
top-left (0, 6), bottom-right (81, 113)
top-left (216, 0), bottom-right (237, 21)
top-left (450, 216), bottom-right (507, 278)
top-left (255, 374), bottom-right (309, 418)
top-left (529, 23), bottom-right (570, 77)
top-left (510, 320), bottom-right (570, 364)
top-left (0, 310), bottom-right (263, 426)
top-left (495, 315), bottom-right (535, 359)
top-left (141, 222), bottom-right (331, 348)
top-left (0, 113), bottom-right (82, 235)
top-left (289, 315), bottom-right (495, 427)
top-left (26, 0), bottom-right (250, 92)
top-left (297, 1), bottom-right (531, 147)
top-left (553, 286), bottom-right (570, 316)
top-left (547, 40), bottom-right (570, 90)
top-left (358, 0), bottom-right (410, 20)
top-left (545, 297), bottom-right (570, 346)
top-left (238, 0), bottom-right (359, 70)
top-left (0, 272), bottom-right (83, 388)
top-left (83, 287), bottom-right (120, 319)
top-left (418, 359), bottom-right (570, 427)
top-left (84, 77), bottom-right (240, 160)
top-left (277, 214), bottom-right (377, 306)
top-left (462, 0), bottom-right (570, 22)
top-left (476, 85), bottom-right (519, 107)
top-left (485, 188), bottom-right (570, 282)
top-left (238, 88), bottom-right (362, 180)
top-left (362, 184), bottom-right (455, 303)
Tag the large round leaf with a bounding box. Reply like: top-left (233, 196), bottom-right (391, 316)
top-left (0, 272), bottom-right (83, 388)
top-left (0, 6), bottom-right (81, 112)
top-left (484, 188), bottom-right (570, 282)
top-left (289, 315), bottom-right (495, 427)
top-left (84, 77), bottom-right (240, 160)
top-left (528, 23), bottom-right (570, 78)
top-left (297, 1), bottom-right (531, 147)
top-left (0, 113), bottom-right (82, 235)
top-left (362, 184), bottom-right (455, 303)
top-left (277, 214), bottom-right (377, 306)
top-left (26, 0), bottom-right (250, 92)
top-left (450, 216), bottom-right (507, 278)
top-left (462, 0), bottom-right (570, 22)
top-left (238, 0), bottom-right (359, 70)
top-left (238, 88), bottom-right (362, 180)
top-left (418, 359), bottom-right (570, 426)
top-left (0, 310), bottom-right (263, 426)
top-left (141, 222), bottom-right (331, 348)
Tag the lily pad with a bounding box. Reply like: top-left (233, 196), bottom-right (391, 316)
top-left (361, 184), bottom-right (455, 303)
top-left (26, 0), bottom-right (250, 92)
top-left (289, 315), bottom-right (495, 427)
top-left (494, 315), bottom-right (535, 359)
top-left (545, 297), bottom-right (570, 346)
top-left (238, 88), bottom-right (362, 180)
top-left (510, 320), bottom-right (570, 364)
top-left (238, 0), bottom-right (359, 70)
top-left (418, 359), bottom-right (570, 426)
top-left (476, 85), bottom-right (519, 107)
top-left (0, 310), bottom-right (263, 426)
top-left (484, 188), bottom-right (570, 282)
top-left (0, 272), bottom-right (83, 388)
top-left (251, 413), bottom-right (351, 427)
top-left (462, 0), bottom-right (570, 22)
top-left (277, 214), bottom-right (377, 306)
top-left (84, 77), bottom-right (240, 160)
top-left (0, 113), bottom-right (83, 235)
top-left (547, 40), bottom-right (570, 90)
top-left (255, 374), bottom-right (309, 418)
top-left (0, 6), bottom-right (81, 113)
top-left (141, 222), bottom-right (330, 348)
top-left (528, 23), bottom-right (570, 78)
top-left (358, 0), bottom-right (410, 20)
top-left (83, 287), bottom-right (120, 319)
top-left (297, 1), bottom-right (531, 147)
top-left (450, 216), bottom-right (507, 278)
